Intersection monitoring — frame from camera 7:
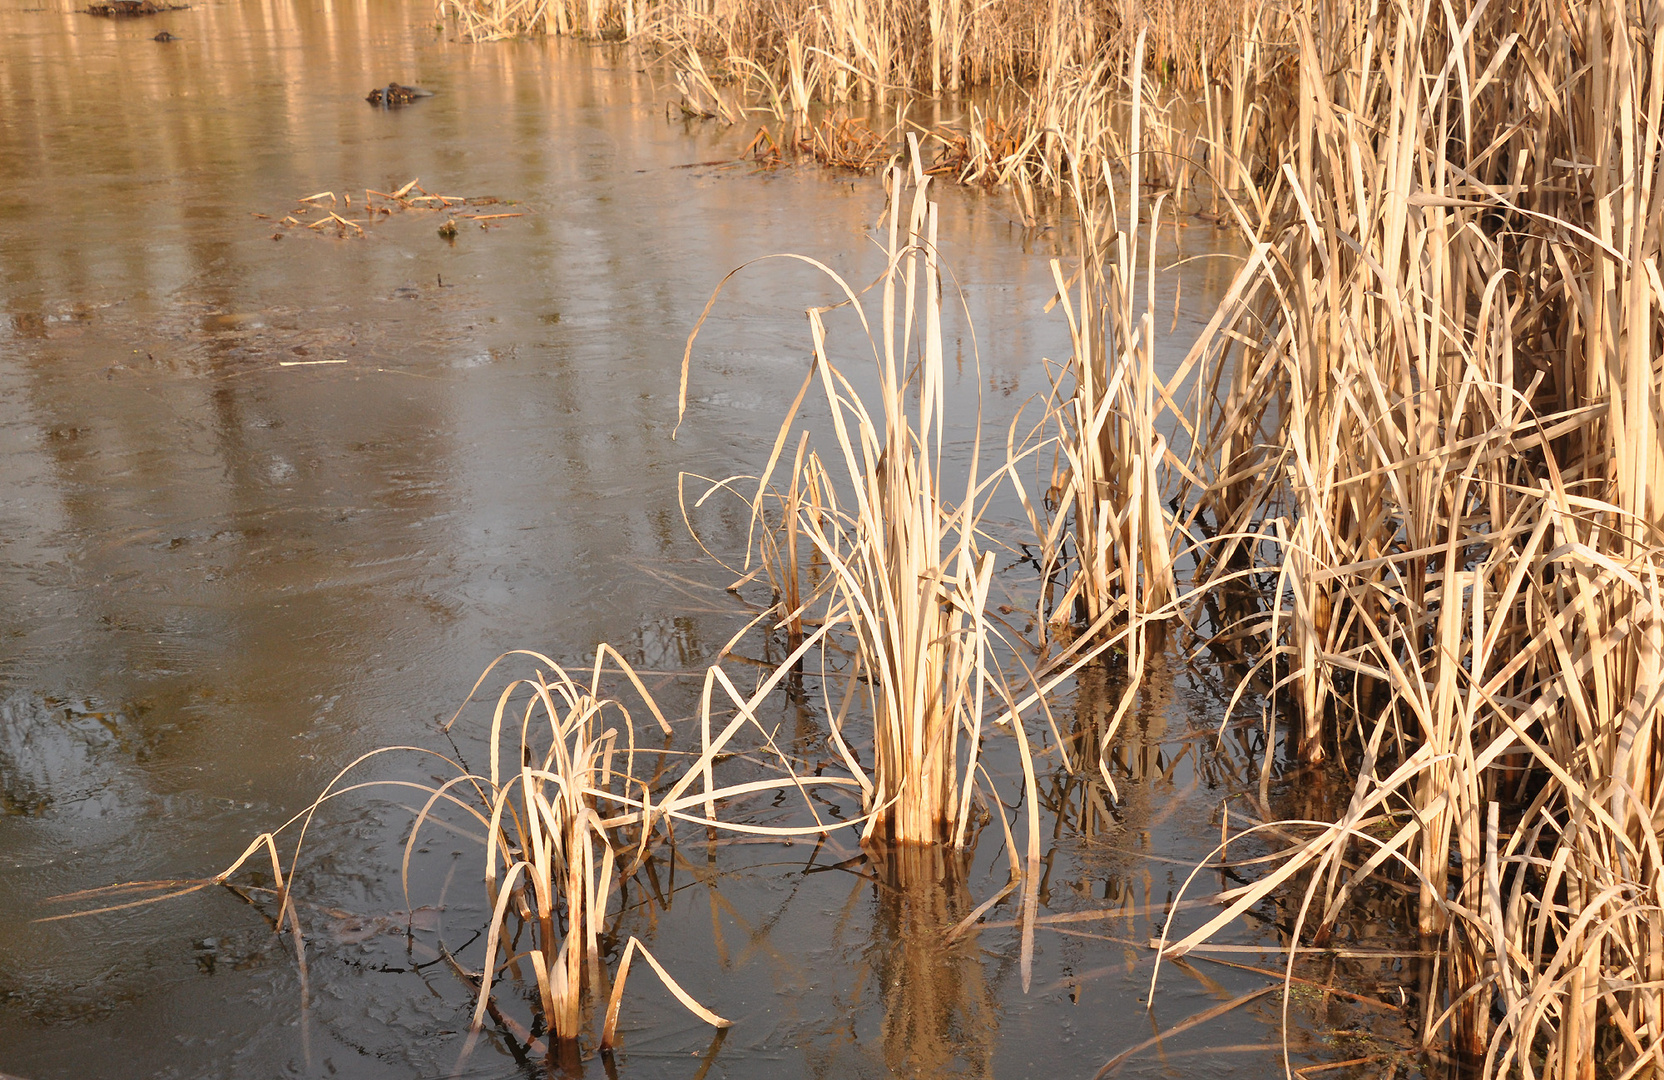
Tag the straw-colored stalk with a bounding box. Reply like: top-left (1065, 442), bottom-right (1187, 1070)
top-left (446, 648), bottom-right (871, 1051)
top-left (436, 0), bottom-right (552, 40)
top-left (423, 647), bottom-right (889, 1047)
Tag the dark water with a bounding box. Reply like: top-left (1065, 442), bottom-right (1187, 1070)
top-left (0, 2), bottom-right (1409, 1077)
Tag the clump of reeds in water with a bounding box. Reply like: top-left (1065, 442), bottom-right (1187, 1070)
top-left (1020, 37), bottom-right (1189, 798)
top-left (1143, 0), bottom-right (1664, 1073)
top-left (680, 135), bottom-right (1035, 854)
top-left (433, 650), bottom-right (731, 1055)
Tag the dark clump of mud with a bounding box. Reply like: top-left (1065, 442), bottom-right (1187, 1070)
top-left (365, 83), bottom-right (431, 107)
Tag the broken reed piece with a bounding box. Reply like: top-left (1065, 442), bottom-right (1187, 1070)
top-left (304, 212), bottom-right (362, 234)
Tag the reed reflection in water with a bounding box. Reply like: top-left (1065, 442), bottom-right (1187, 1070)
top-left (867, 844), bottom-right (999, 1079)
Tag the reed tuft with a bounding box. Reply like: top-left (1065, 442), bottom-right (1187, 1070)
top-left (680, 135), bottom-right (1033, 851)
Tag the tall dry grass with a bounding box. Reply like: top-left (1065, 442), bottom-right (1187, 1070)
top-left (437, 0), bottom-right (1285, 142)
top-left (1015, 42), bottom-right (1193, 797)
top-left (442, 0), bottom-right (1228, 84)
top-left (436, 0), bottom-right (1312, 219)
top-left (1142, 0), bottom-right (1664, 1073)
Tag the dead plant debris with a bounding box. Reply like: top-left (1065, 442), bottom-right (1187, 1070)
top-left (85, 0), bottom-right (187, 14)
top-left (264, 179), bottom-right (523, 240)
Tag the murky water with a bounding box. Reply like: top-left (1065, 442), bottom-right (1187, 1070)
top-left (0, 3), bottom-right (1409, 1077)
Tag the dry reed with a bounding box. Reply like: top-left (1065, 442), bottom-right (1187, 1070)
top-left (1025, 39), bottom-right (1185, 795)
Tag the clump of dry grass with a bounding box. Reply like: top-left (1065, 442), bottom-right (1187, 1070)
top-left (675, 135), bottom-right (1074, 993)
top-left (256, 179), bottom-right (522, 242)
top-left (795, 114), bottom-right (893, 171)
top-left (1042, 50), bottom-right (1178, 621)
top-left (1003, 35), bottom-right (1194, 798)
top-left (431, 649), bottom-right (725, 1054)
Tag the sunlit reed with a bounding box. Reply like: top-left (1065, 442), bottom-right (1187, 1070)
top-left (44, 646), bottom-right (884, 1057)
top-left (1022, 37), bottom-right (1187, 794)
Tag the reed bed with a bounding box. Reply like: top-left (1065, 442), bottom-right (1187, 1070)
top-left (436, 0), bottom-right (1318, 216)
top-left (1141, 0), bottom-right (1664, 1073)
top-left (58, 0), bottom-right (1664, 1068)
top-left (437, 0), bottom-right (1295, 193)
top-left (489, 0), bottom-right (1261, 97)
top-left (670, 9), bottom-right (1664, 1059)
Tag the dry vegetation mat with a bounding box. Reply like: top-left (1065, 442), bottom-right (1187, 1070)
top-left (84, 1), bottom-right (188, 15)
